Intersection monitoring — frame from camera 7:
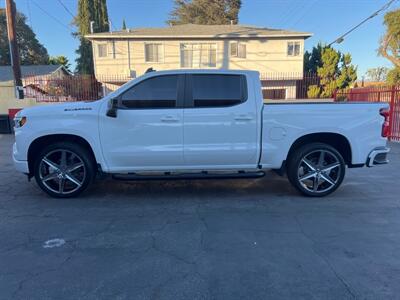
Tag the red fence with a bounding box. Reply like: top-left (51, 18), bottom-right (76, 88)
top-left (22, 74), bottom-right (133, 102)
top-left (335, 86), bottom-right (400, 142)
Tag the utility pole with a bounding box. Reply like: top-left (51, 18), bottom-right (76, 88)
top-left (5, 0), bottom-right (24, 99)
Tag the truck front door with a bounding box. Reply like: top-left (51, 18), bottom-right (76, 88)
top-left (99, 74), bottom-right (185, 172)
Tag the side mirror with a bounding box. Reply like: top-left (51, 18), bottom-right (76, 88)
top-left (106, 98), bottom-right (118, 118)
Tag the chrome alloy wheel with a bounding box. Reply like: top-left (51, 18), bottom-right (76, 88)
top-left (297, 149), bottom-right (342, 194)
top-left (39, 149), bottom-right (86, 195)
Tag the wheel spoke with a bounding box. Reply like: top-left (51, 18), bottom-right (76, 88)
top-left (318, 151), bottom-right (325, 167)
top-left (299, 172), bottom-right (317, 182)
top-left (42, 158), bottom-right (60, 170)
top-left (60, 151), bottom-right (67, 168)
top-left (42, 172), bottom-right (58, 182)
top-left (302, 158), bottom-right (317, 171)
top-left (313, 176), bottom-right (319, 191)
top-left (320, 173), bottom-right (335, 186)
top-left (59, 178), bottom-right (65, 193)
top-left (65, 173), bottom-right (82, 187)
top-left (322, 162), bottom-right (340, 173)
top-left (66, 162), bottom-right (84, 173)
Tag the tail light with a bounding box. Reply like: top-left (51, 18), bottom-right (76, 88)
top-left (380, 107), bottom-right (390, 138)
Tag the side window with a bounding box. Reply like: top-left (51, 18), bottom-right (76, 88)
top-left (97, 44), bottom-right (108, 58)
top-left (145, 43), bottom-right (163, 62)
top-left (120, 75), bottom-right (178, 109)
top-left (191, 74), bottom-right (247, 108)
top-left (230, 42), bottom-right (246, 58)
top-left (287, 41), bottom-right (301, 56)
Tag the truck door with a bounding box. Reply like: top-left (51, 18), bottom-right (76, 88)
top-left (183, 73), bottom-right (259, 168)
top-left (99, 74), bottom-right (185, 172)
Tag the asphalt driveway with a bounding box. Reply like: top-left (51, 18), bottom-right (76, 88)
top-left (1, 134), bottom-right (400, 299)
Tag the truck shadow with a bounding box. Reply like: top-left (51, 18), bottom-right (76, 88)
top-left (85, 170), bottom-right (298, 200)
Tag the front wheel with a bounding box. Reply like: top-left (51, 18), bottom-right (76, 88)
top-left (287, 143), bottom-right (345, 197)
top-left (33, 142), bottom-right (95, 198)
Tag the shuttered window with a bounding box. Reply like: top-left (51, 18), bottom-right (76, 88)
top-left (230, 42), bottom-right (246, 58)
top-left (287, 42), bottom-right (301, 56)
top-left (97, 44), bottom-right (107, 58)
top-left (145, 44), bottom-right (163, 62)
top-left (180, 44), bottom-right (217, 68)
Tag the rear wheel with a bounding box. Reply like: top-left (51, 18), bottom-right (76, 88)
top-left (33, 142), bottom-right (95, 198)
top-left (287, 143), bottom-right (345, 197)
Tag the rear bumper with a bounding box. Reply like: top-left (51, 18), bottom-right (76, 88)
top-left (12, 142), bottom-right (29, 173)
top-left (366, 147), bottom-right (390, 167)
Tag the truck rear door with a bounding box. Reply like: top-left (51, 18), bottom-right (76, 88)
top-left (183, 73), bottom-right (259, 169)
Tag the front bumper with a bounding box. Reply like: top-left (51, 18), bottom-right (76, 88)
top-left (366, 147), bottom-right (390, 167)
top-left (12, 142), bottom-right (29, 173)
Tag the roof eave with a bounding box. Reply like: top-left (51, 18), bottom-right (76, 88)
top-left (86, 33), bottom-right (313, 40)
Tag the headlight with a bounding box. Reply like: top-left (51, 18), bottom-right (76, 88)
top-left (14, 116), bottom-right (27, 128)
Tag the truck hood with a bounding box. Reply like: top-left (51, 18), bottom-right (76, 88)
top-left (16, 100), bottom-right (102, 118)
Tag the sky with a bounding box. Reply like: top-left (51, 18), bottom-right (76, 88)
top-left (1, 0), bottom-right (397, 77)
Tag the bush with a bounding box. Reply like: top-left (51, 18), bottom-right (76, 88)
top-left (387, 67), bottom-right (400, 86)
top-left (307, 85), bottom-right (321, 98)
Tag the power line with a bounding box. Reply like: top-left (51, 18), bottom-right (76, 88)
top-left (57, 0), bottom-right (75, 18)
top-left (31, 0), bottom-right (72, 32)
top-left (329, 0), bottom-right (398, 46)
top-left (290, 0), bottom-right (318, 28)
top-left (26, 0), bottom-right (33, 30)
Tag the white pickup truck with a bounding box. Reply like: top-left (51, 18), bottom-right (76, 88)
top-left (13, 70), bottom-right (390, 198)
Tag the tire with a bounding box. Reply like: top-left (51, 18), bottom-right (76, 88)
top-left (287, 143), bottom-right (345, 197)
top-left (33, 142), bottom-right (95, 198)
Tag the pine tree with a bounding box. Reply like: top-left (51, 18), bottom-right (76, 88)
top-left (122, 19), bottom-right (127, 30)
top-left (0, 8), bottom-right (49, 65)
top-left (305, 45), bottom-right (357, 98)
top-left (75, 0), bottom-right (109, 74)
top-left (168, 0), bottom-right (241, 25)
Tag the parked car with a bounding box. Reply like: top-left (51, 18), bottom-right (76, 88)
top-left (13, 70), bottom-right (390, 198)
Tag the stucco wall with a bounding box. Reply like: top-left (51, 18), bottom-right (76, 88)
top-left (91, 38), bottom-right (305, 78)
top-left (0, 81), bottom-right (54, 115)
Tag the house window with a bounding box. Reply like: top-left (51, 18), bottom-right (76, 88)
top-left (180, 43), bottom-right (217, 68)
top-left (230, 42), bottom-right (246, 58)
top-left (98, 44), bottom-right (107, 58)
top-left (145, 43), bottom-right (163, 62)
top-left (287, 41), bottom-right (301, 56)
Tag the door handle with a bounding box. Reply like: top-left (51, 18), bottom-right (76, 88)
top-left (161, 115), bottom-right (179, 122)
top-left (234, 114), bottom-right (253, 121)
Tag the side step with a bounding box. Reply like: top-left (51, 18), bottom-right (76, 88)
top-left (112, 171), bottom-right (265, 181)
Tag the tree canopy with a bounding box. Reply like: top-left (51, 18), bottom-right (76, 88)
top-left (379, 8), bottom-right (400, 85)
top-left (0, 8), bottom-right (49, 65)
top-left (49, 55), bottom-right (72, 72)
top-left (75, 0), bottom-right (109, 74)
top-left (168, 0), bottom-right (241, 25)
top-left (305, 44), bottom-right (357, 98)
top-left (365, 67), bottom-right (389, 82)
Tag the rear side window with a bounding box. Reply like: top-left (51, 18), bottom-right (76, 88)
top-left (191, 74), bottom-right (247, 107)
top-left (121, 75), bottom-right (178, 109)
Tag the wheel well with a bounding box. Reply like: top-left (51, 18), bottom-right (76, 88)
top-left (287, 133), bottom-right (352, 165)
top-left (27, 134), bottom-right (97, 175)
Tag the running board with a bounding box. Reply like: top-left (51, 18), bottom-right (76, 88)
top-left (112, 171), bottom-right (265, 181)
